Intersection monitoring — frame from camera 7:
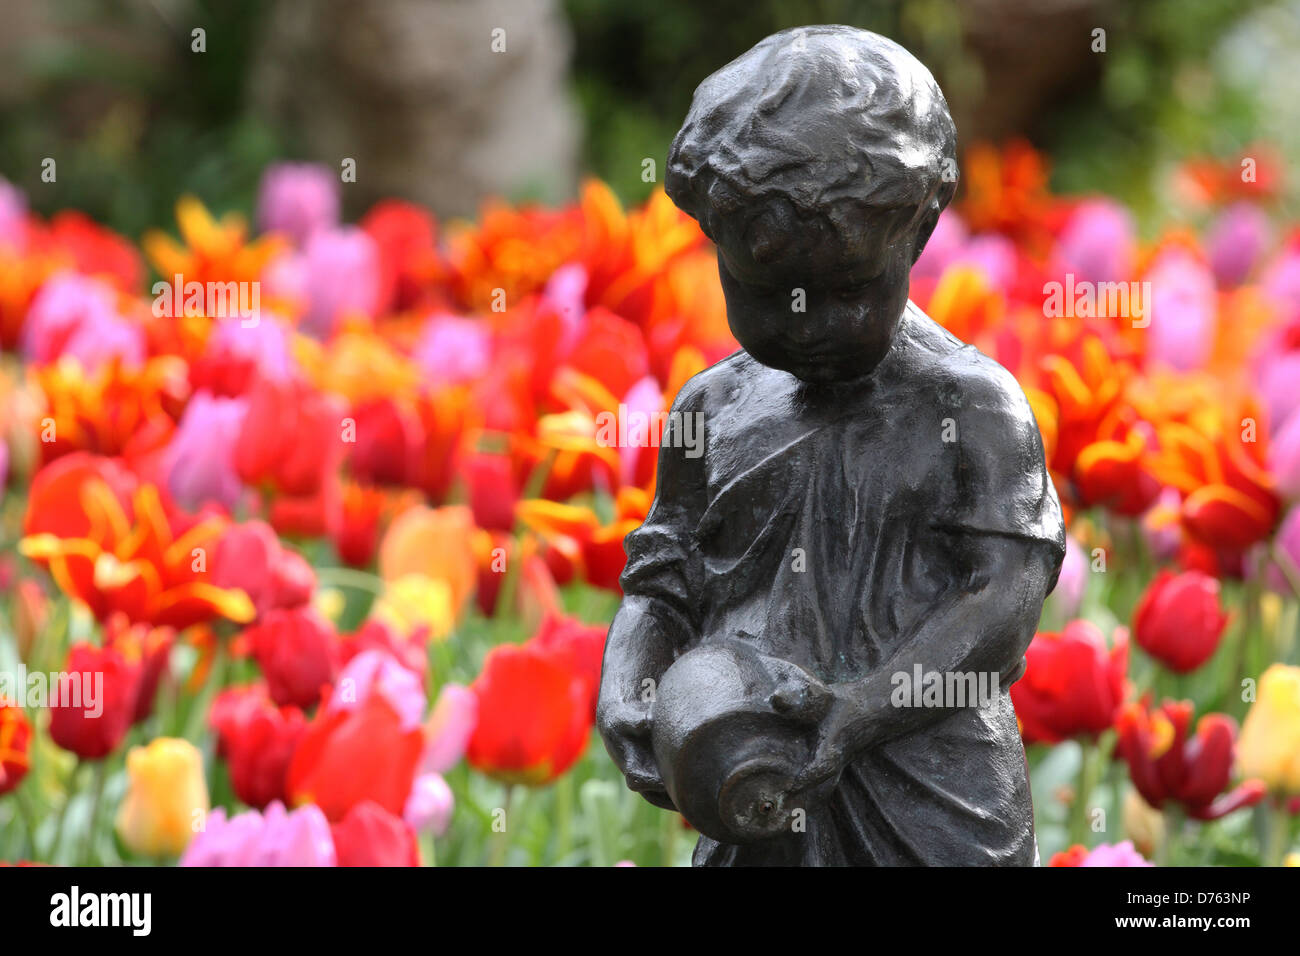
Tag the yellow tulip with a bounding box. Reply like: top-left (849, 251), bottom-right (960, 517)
top-left (1237, 664), bottom-right (1300, 794)
top-left (115, 737), bottom-right (209, 858)
top-left (379, 505), bottom-right (478, 617)
top-left (373, 573), bottom-right (455, 642)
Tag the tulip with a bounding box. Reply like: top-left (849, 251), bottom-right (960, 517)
top-left (116, 737), bottom-right (209, 858)
top-left (0, 176), bottom-right (25, 247)
top-left (1115, 699), bottom-right (1266, 821)
top-left (331, 801), bottom-right (420, 867)
top-left (1237, 664), bottom-right (1300, 794)
top-left (0, 699), bottom-right (32, 795)
top-left (1051, 535), bottom-right (1088, 619)
top-left (413, 314), bottom-right (492, 388)
top-left (256, 162), bottom-right (339, 246)
top-left (1050, 841), bottom-right (1152, 867)
top-left (1146, 248), bottom-right (1217, 372)
top-left (466, 642), bottom-right (591, 785)
top-left (20, 272), bottom-right (126, 366)
top-left (21, 457), bottom-right (255, 630)
top-left (48, 643), bottom-right (141, 759)
top-left (1132, 570), bottom-right (1229, 673)
top-left (287, 693), bottom-right (424, 822)
top-left (420, 684), bottom-right (478, 775)
top-left (190, 315), bottom-right (297, 398)
top-left (372, 573), bottom-right (455, 644)
top-left (103, 614), bottom-right (176, 723)
top-left (331, 482), bottom-right (385, 568)
top-left (217, 692), bottom-right (308, 809)
top-left (346, 397), bottom-right (424, 487)
top-left (211, 520), bottom-right (316, 621)
top-left (302, 228), bottom-right (381, 337)
top-left (1208, 202), bottom-right (1270, 286)
top-left (403, 774), bottom-right (454, 836)
top-left (528, 614), bottom-right (607, 717)
top-left (245, 606), bottom-right (340, 710)
top-left (339, 617), bottom-right (426, 682)
top-left (361, 200), bottom-right (438, 313)
top-left (1269, 413), bottom-right (1300, 502)
top-left (328, 649), bottom-right (426, 732)
top-left (165, 391), bottom-right (248, 511)
top-left (378, 505), bottom-right (478, 618)
top-left (1010, 620), bottom-right (1128, 744)
top-left (210, 683), bottom-right (271, 757)
top-left (181, 802), bottom-right (336, 867)
top-left (1053, 199), bottom-right (1136, 285)
top-left (233, 378), bottom-right (344, 497)
top-left (1267, 506), bottom-right (1300, 594)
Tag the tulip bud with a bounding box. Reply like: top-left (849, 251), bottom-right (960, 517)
top-left (115, 737), bottom-right (209, 858)
top-left (1238, 664), bottom-right (1300, 794)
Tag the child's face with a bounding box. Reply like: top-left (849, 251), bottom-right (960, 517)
top-left (715, 209), bottom-right (914, 384)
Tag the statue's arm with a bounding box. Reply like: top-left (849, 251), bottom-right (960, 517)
top-left (597, 382), bottom-right (708, 808)
top-left (797, 532), bottom-right (1059, 788)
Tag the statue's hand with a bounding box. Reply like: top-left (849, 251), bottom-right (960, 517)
top-left (597, 698), bottom-right (674, 809)
top-left (789, 685), bottom-right (859, 792)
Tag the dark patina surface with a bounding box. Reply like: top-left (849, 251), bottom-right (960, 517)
top-left (596, 25), bottom-right (1065, 866)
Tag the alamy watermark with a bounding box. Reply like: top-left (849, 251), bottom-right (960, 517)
top-left (0, 664), bottom-right (102, 717)
top-left (151, 275), bottom-right (261, 327)
top-left (890, 664), bottom-right (1000, 709)
top-left (594, 405), bottom-right (705, 459)
top-left (1043, 274), bottom-right (1151, 328)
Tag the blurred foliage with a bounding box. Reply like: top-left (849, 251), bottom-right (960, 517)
top-left (0, 0), bottom-right (282, 237)
top-left (0, 0), bottom-right (1290, 235)
top-left (1041, 0), bottom-right (1279, 226)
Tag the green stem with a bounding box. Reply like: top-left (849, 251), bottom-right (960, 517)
top-left (555, 773), bottom-right (574, 863)
top-left (1068, 742), bottom-right (1096, 847)
top-left (1263, 799), bottom-right (1292, 867)
top-left (183, 640), bottom-right (227, 742)
top-left (1158, 804), bottom-right (1183, 866)
top-left (81, 759), bottom-right (108, 866)
top-left (49, 758), bottom-right (83, 863)
top-left (314, 566), bottom-right (390, 598)
top-left (490, 786), bottom-right (515, 867)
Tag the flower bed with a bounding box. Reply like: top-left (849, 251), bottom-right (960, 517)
top-left (0, 145), bottom-right (1297, 866)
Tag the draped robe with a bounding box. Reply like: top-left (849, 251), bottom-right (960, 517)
top-left (620, 304), bottom-right (1065, 866)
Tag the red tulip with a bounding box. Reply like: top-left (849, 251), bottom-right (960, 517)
top-left (1115, 698), bottom-right (1267, 821)
top-left (347, 397), bottom-right (424, 487)
top-left (287, 693), bottom-right (424, 822)
top-left (339, 618), bottom-right (426, 682)
top-left (210, 682), bottom-right (272, 758)
top-left (361, 199), bottom-right (439, 313)
top-left (211, 521), bottom-right (316, 621)
top-left (234, 378), bottom-right (344, 496)
top-left (223, 697), bottom-right (308, 809)
top-left (466, 641), bottom-right (590, 785)
top-left (330, 800), bottom-right (420, 867)
top-left (528, 615), bottom-right (607, 717)
top-left (245, 606), bottom-right (340, 709)
top-left (288, 686), bottom-right (421, 822)
top-left (1011, 620), bottom-right (1129, 744)
top-left (1132, 570), bottom-right (1229, 673)
top-left (48, 643), bottom-right (141, 759)
top-left (330, 483), bottom-right (384, 569)
top-left (0, 699), bottom-right (32, 795)
top-left (103, 613), bottom-right (175, 723)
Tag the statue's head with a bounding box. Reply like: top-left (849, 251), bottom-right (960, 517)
top-left (666, 26), bottom-right (957, 383)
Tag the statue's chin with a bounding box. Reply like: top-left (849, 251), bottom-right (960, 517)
top-left (762, 351), bottom-right (887, 386)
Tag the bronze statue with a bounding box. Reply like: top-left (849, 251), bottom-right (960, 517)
top-left (596, 25), bottom-right (1065, 866)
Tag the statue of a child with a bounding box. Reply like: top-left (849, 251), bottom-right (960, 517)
top-left (596, 25), bottom-right (1065, 866)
